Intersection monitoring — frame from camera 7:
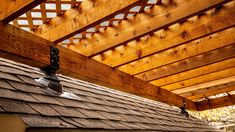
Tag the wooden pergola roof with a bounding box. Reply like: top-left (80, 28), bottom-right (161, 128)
top-left (0, 0), bottom-right (234, 111)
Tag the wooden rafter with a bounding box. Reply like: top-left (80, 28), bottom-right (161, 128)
top-left (181, 82), bottom-right (235, 100)
top-left (149, 58), bottom-right (235, 87)
top-left (69, 0), bottom-right (231, 57)
top-left (0, 0), bottom-right (46, 23)
top-left (162, 67), bottom-right (235, 91)
top-left (34, 0), bottom-right (146, 43)
top-left (91, 3), bottom-right (235, 67)
top-left (196, 94), bottom-right (235, 111)
top-left (172, 76), bottom-right (235, 94)
top-left (138, 44), bottom-right (235, 83)
top-left (118, 27), bottom-right (235, 75)
top-left (0, 23), bottom-right (197, 110)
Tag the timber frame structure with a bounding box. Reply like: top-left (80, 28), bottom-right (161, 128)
top-left (0, 0), bottom-right (235, 111)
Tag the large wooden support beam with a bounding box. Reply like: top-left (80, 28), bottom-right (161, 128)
top-left (92, 2), bottom-right (235, 67)
top-left (181, 82), bottom-right (235, 100)
top-left (0, 0), bottom-right (46, 23)
top-left (70, 0), bottom-right (231, 57)
top-left (196, 94), bottom-right (235, 111)
top-left (0, 23), bottom-right (196, 110)
top-left (119, 27), bottom-right (235, 75)
top-left (34, 0), bottom-right (144, 43)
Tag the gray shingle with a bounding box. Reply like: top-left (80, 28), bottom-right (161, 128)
top-left (0, 71), bottom-right (22, 82)
top-left (31, 94), bottom-right (63, 105)
top-left (60, 117), bottom-right (84, 128)
top-left (117, 114), bottom-right (141, 122)
top-left (29, 103), bottom-right (61, 116)
top-left (0, 99), bottom-right (38, 114)
top-left (21, 115), bottom-right (76, 128)
top-left (55, 97), bottom-right (92, 109)
top-left (0, 79), bottom-right (15, 90)
top-left (51, 105), bottom-right (86, 118)
top-left (85, 102), bottom-right (110, 112)
top-left (77, 109), bottom-right (107, 119)
top-left (102, 120), bottom-right (131, 129)
top-left (0, 106), bottom-right (5, 112)
top-left (98, 111), bottom-right (122, 121)
top-left (8, 80), bottom-right (45, 94)
top-left (72, 118), bottom-right (113, 129)
top-left (17, 75), bottom-right (41, 86)
top-left (0, 65), bottom-right (27, 75)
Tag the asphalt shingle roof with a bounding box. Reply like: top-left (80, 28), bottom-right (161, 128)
top-left (0, 58), bottom-right (219, 131)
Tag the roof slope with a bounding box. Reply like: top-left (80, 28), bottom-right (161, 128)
top-left (0, 58), bottom-right (218, 131)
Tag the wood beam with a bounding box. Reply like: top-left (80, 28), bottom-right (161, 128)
top-left (0, 23), bottom-right (196, 110)
top-left (118, 27), bottom-right (235, 75)
top-left (172, 76), bottom-right (235, 94)
top-left (181, 82), bottom-right (235, 100)
top-left (149, 58), bottom-right (235, 86)
top-left (0, 0), bottom-right (46, 23)
top-left (69, 0), bottom-right (231, 57)
top-left (91, 2), bottom-right (235, 67)
top-left (138, 45), bottom-right (235, 85)
top-left (196, 94), bottom-right (235, 111)
top-left (162, 67), bottom-right (235, 91)
top-left (34, 0), bottom-right (145, 43)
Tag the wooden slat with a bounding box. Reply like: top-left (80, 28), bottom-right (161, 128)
top-left (40, 3), bottom-right (47, 24)
top-left (71, 0), bottom-right (77, 8)
top-left (0, 0), bottom-right (46, 23)
top-left (25, 12), bottom-right (34, 31)
top-left (34, 0), bottom-right (145, 43)
top-left (172, 76), bottom-right (235, 94)
top-left (56, 0), bottom-right (61, 16)
top-left (118, 27), bottom-right (235, 75)
top-left (92, 3), bottom-right (235, 67)
top-left (181, 82), bottom-right (235, 100)
top-left (70, 0), bottom-right (231, 57)
top-left (196, 94), bottom-right (235, 111)
top-left (149, 58), bottom-right (235, 86)
top-left (137, 44), bottom-right (235, 85)
top-left (0, 23), bottom-right (196, 110)
top-left (12, 20), bottom-right (19, 27)
top-left (162, 67), bottom-right (235, 91)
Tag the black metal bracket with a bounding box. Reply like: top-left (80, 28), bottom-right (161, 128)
top-left (180, 99), bottom-right (189, 118)
top-left (42, 46), bottom-right (60, 77)
top-left (39, 46), bottom-right (62, 93)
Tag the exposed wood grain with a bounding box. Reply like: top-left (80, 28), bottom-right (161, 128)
top-left (0, 0), bottom-right (46, 23)
top-left (70, 0), bottom-right (231, 57)
top-left (92, 3), bottom-right (235, 67)
top-left (118, 27), bottom-right (235, 75)
top-left (181, 82), bottom-right (235, 100)
top-left (0, 23), bottom-right (196, 110)
top-left (172, 76), bottom-right (235, 94)
top-left (138, 45), bottom-right (235, 83)
top-left (149, 58), bottom-right (235, 86)
top-left (196, 94), bottom-right (235, 111)
top-left (34, 0), bottom-right (144, 43)
top-left (162, 67), bottom-right (235, 91)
